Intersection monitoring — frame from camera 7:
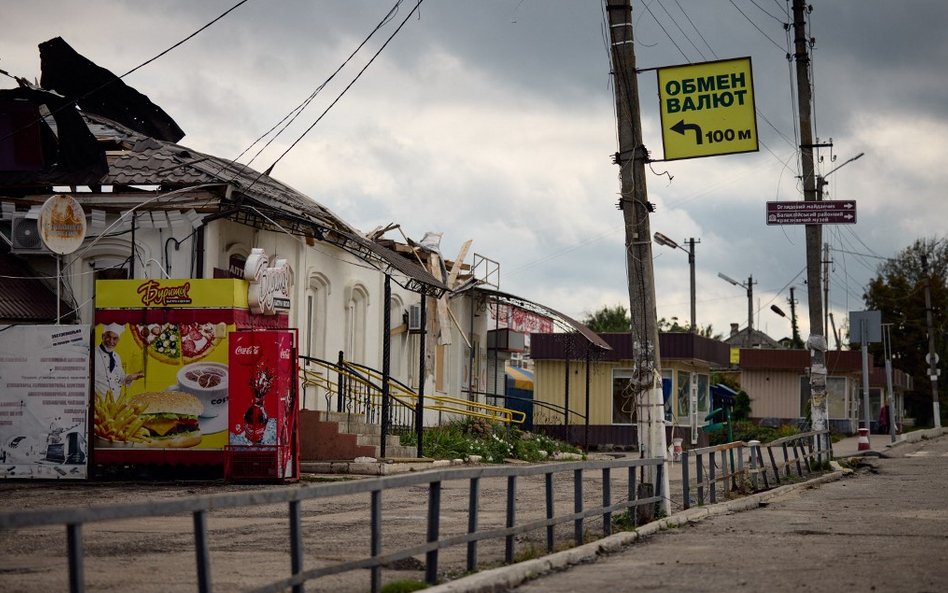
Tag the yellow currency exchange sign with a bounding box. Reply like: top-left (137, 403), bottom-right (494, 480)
top-left (657, 57), bottom-right (758, 161)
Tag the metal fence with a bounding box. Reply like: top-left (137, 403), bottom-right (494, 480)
top-left (0, 457), bottom-right (664, 593)
top-left (680, 429), bottom-right (831, 509)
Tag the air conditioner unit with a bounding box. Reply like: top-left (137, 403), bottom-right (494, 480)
top-left (407, 304), bottom-right (423, 332)
top-left (10, 213), bottom-right (49, 254)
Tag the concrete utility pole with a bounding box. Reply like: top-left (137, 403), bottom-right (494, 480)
top-left (921, 254), bottom-right (942, 428)
top-left (606, 0), bottom-right (668, 512)
top-left (792, 0), bottom-right (828, 432)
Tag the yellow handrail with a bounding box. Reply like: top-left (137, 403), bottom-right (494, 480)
top-left (298, 359), bottom-right (525, 425)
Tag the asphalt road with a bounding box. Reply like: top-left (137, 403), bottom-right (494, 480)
top-left (511, 435), bottom-right (948, 593)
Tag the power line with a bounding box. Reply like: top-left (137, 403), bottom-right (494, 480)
top-left (231, 1), bottom-right (403, 171)
top-left (0, 0), bottom-right (250, 144)
top-left (259, 0), bottom-right (425, 178)
top-left (728, 0), bottom-right (786, 52)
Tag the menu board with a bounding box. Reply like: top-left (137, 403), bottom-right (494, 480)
top-left (0, 325), bottom-right (90, 480)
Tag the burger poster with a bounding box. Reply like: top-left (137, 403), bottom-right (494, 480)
top-left (228, 330), bottom-right (298, 478)
top-left (92, 278), bottom-right (273, 452)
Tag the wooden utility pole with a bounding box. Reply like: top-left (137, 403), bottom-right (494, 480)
top-left (792, 0), bottom-right (828, 431)
top-left (606, 0), bottom-right (667, 509)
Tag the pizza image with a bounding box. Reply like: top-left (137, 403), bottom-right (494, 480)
top-left (131, 323), bottom-right (182, 364)
top-left (131, 322), bottom-right (226, 364)
top-left (180, 322), bottom-right (226, 362)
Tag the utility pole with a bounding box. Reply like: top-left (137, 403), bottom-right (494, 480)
top-left (687, 238), bottom-right (697, 333)
top-left (792, 0), bottom-right (828, 432)
top-left (607, 0), bottom-right (668, 512)
top-left (788, 286), bottom-right (803, 349)
top-left (921, 254), bottom-right (942, 428)
top-left (822, 243), bottom-right (831, 343)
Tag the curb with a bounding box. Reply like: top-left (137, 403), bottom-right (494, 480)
top-left (424, 468), bottom-right (852, 593)
top-left (844, 426), bottom-right (948, 458)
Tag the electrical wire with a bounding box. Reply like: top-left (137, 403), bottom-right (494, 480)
top-left (640, 0), bottom-right (691, 62)
top-left (257, 0), bottom-right (424, 182)
top-left (0, 0), bottom-right (250, 144)
top-left (728, 0), bottom-right (786, 52)
top-left (228, 1), bottom-right (403, 172)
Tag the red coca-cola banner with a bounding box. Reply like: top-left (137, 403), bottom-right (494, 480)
top-left (228, 330), bottom-right (297, 478)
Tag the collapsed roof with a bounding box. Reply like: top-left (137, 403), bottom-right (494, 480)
top-left (0, 38), bottom-right (447, 296)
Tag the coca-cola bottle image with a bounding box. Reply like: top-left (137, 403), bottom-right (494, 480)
top-left (243, 364), bottom-right (274, 443)
top-left (243, 396), bottom-right (267, 443)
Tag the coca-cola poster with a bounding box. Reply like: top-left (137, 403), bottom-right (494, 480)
top-left (228, 331), bottom-right (295, 450)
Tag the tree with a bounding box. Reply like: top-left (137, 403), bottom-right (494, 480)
top-left (582, 305), bottom-right (631, 332)
top-left (658, 317), bottom-right (724, 340)
top-left (863, 237), bottom-right (948, 425)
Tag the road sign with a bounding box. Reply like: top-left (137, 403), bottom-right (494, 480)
top-left (766, 200), bottom-right (857, 225)
top-left (657, 57), bottom-right (758, 161)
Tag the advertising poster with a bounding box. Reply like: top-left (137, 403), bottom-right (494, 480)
top-left (0, 325), bottom-right (90, 480)
top-left (93, 279), bottom-right (253, 451)
top-left (228, 330), bottom-right (297, 477)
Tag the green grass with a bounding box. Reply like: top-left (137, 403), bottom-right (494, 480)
top-left (380, 579), bottom-right (428, 593)
top-left (396, 418), bottom-right (583, 463)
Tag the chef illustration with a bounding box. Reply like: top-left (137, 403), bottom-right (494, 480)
top-left (94, 323), bottom-right (144, 397)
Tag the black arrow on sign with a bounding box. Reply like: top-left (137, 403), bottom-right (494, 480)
top-left (671, 120), bottom-right (703, 144)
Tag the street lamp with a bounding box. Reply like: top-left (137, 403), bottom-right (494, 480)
top-left (654, 232), bottom-right (699, 333)
top-left (718, 272), bottom-right (755, 347)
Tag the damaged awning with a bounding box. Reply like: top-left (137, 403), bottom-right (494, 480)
top-left (467, 286), bottom-right (612, 351)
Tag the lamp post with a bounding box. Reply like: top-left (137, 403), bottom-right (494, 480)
top-left (654, 232), bottom-right (699, 332)
top-left (818, 152), bottom-right (864, 337)
top-left (719, 272), bottom-right (754, 347)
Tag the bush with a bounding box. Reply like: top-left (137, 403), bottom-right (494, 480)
top-left (396, 419), bottom-right (581, 463)
top-left (707, 420), bottom-right (799, 445)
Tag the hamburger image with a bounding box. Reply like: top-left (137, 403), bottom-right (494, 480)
top-left (129, 391), bottom-right (204, 448)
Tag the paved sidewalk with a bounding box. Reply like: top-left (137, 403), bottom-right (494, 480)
top-left (427, 427), bottom-right (948, 593)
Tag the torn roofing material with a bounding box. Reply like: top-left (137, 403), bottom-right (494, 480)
top-left (39, 37), bottom-right (185, 143)
top-left (467, 286), bottom-right (612, 351)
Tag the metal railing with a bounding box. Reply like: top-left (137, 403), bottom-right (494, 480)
top-left (680, 429), bottom-right (831, 509)
top-left (0, 457), bottom-right (664, 593)
top-left (299, 355), bottom-right (526, 429)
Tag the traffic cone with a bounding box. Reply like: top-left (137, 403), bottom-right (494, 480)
top-left (857, 427), bottom-right (871, 451)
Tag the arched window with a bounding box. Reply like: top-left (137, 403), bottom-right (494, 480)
top-left (304, 272), bottom-right (331, 362)
top-left (345, 283), bottom-right (370, 364)
top-left (389, 294), bottom-right (405, 380)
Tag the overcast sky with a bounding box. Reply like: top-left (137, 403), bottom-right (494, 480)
top-left (4, 1), bottom-right (946, 344)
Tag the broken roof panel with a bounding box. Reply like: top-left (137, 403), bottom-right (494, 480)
top-left (39, 37), bottom-right (184, 142)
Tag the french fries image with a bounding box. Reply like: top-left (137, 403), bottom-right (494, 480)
top-left (94, 390), bottom-right (149, 443)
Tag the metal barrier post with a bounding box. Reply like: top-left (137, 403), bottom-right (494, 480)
top-left (628, 466), bottom-right (638, 527)
top-left (708, 455), bottom-right (717, 504)
top-left (737, 443), bottom-right (746, 491)
top-left (782, 443), bottom-right (791, 478)
top-left (681, 450), bottom-right (691, 509)
top-left (370, 492), bottom-right (381, 593)
top-left (290, 500), bottom-right (304, 593)
top-left (602, 467), bottom-right (612, 537)
top-left (425, 481), bottom-right (441, 585)
top-left (720, 449), bottom-right (729, 494)
top-left (505, 476), bottom-right (516, 564)
top-left (655, 463), bottom-right (664, 512)
top-left (467, 477), bottom-right (480, 572)
top-left (545, 472), bottom-right (555, 553)
top-left (67, 523), bottom-right (84, 593)
top-left (767, 444), bottom-right (781, 484)
top-left (792, 441), bottom-right (804, 476)
top-left (193, 510), bottom-right (212, 593)
top-left (696, 453), bottom-right (705, 505)
top-left (573, 469), bottom-right (584, 545)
